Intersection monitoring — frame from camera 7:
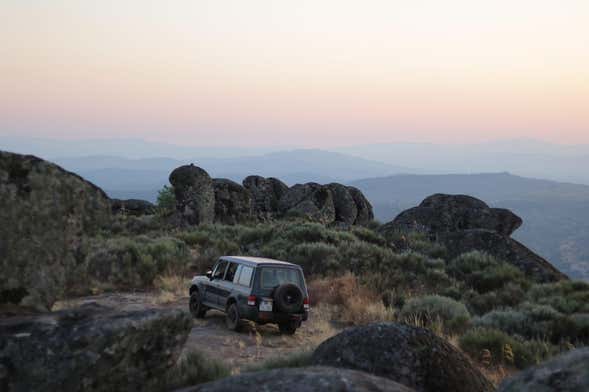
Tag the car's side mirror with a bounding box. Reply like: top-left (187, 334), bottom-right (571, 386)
top-left (206, 270), bottom-right (213, 280)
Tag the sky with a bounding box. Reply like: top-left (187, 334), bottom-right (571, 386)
top-left (1, 0), bottom-right (588, 147)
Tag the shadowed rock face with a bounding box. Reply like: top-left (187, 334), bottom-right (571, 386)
top-left (182, 366), bottom-right (415, 392)
top-left (312, 323), bottom-right (495, 392)
top-left (499, 348), bottom-right (589, 392)
top-left (347, 186), bottom-right (374, 225)
top-left (242, 175), bottom-right (289, 220)
top-left (326, 183), bottom-right (358, 225)
top-left (279, 183), bottom-right (336, 224)
top-left (0, 151), bottom-right (111, 311)
top-left (169, 164), bottom-right (215, 225)
top-left (0, 304), bottom-right (192, 392)
top-left (111, 198), bottom-right (155, 216)
top-left (213, 178), bottom-right (252, 224)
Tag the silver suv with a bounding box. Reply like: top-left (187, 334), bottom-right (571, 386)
top-left (189, 256), bottom-right (310, 334)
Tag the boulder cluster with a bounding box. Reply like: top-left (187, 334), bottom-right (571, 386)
top-left (168, 164), bottom-right (374, 226)
top-left (380, 194), bottom-right (567, 282)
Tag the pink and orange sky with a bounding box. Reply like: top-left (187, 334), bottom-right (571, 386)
top-left (1, 1), bottom-right (588, 147)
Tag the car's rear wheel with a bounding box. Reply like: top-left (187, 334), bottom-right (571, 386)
top-left (225, 303), bottom-right (241, 331)
top-left (278, 321), bottom-right (298, 335)
top-left (189, 291), bottom-right (207, 318)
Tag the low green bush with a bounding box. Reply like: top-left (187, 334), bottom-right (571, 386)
top-left (154, 350), bottom-right (230, 391)
top-left (245, 350), bottom-right (313, 372)
top-left (400, 295), bottom-right (471, 334)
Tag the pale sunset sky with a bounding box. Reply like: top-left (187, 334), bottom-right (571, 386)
top-left (1, 1), bottom-right (588, 147)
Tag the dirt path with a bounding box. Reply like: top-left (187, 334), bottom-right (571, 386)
top-left (54, 292), bottom-right (340, 372)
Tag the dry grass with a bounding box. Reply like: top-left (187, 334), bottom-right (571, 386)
top-left (152, 275), bottom-right (189, 304)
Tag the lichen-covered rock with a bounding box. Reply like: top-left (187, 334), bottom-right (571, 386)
top-left (279, 183), bottom-right (336, 224)
top-left (442, 229), bottom-right (567, 282)
top-left (242, 175), bottom-right (288, 220)
top-left (0, 304), bottom-right (192, 392)
top-left (0, 151), bottom-right (111, 311)
top-left (326, 183), bottom-right (358, 225)
top-left (312, 323), bottom-right (494, 392)
top-left (183, 366), bottom-right (415, 392)
top-left (111, 198), bottom-right (156, 216)
top-left (382, 194), bottom-right (522, 236)
top-left (499, 348), bottom-right (589, 392)
top-left (169, 164), bottom-right (215, 225)
top-left (213, 178), bottom-right (252, 224)
top-left (347, 186), bottom-right (374, 225)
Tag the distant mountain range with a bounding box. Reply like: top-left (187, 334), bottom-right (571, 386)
top-left (350, 172), bottom-right (589, 281)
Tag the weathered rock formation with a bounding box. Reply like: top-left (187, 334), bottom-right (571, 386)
top-left (326, 183), bottom-right (358, 225)
top-left (348, 186), bottom-right (375, 225)
top-left (0, 303), bottom-right (192, 392)
top-left (111, 198), bottom-right (155, 216)
top-left (213, 178), bottom-right (253, 224)
top-left (169, 164), bottom-right (215, 225)
top-left (242, 175), bottom-right (289, 220)
top-left (312, 323), bottom-right (494, 392)
top-left (183, 366), bottom-right (415, 392)
top-left (0, 151), bottom-right (111, 311)
top-left (380, 194), bottom-right (566, 282)
top-left (279, 183), bottom-right (336, 224)
top-left (499, 347), bottom-right (589, 392)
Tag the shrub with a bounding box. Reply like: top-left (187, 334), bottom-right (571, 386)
top-left (245, 350), bottom-right (313, 372)
top-left (290, 242), bottom-right (340, 275)
top-left (351, 226), bottom-right (386, 246)
top-left (400, 295), bottom-right (471, 334)
top-left (157, 350), bottom-right (230, 390)
top-left (156, 185), bottom-right (176, 216)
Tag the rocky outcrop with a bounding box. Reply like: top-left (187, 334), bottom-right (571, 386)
top-left (326, 183), bottom-right (357, 225)
top-left (169, 164), bottom-right (215, 225)
top-left (213, 178), bottom-right (252, 224)
top-left (279, 183), bottom-right (336, 224)
top-left (183, 366), bottom-right (415, 392)
top-left (242, 175), bottom-right (288, 220)
top-left (348, 186), bottom-right (374, 225)
top-left (0, 303), bottom-right (192, 392)
top-left (111, 198), bottom-right (156, 216)
top-left (499, 348), bottom-right (589, 392)
top-left (383, 194), bottom-right (522, 236)
top-left (312, 323), bottom-right (494, 392)
top-left (0, 151), bottom-right (111, 311)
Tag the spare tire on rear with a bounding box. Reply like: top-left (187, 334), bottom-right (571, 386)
top-left (273, 283), bottom-right (304, 313)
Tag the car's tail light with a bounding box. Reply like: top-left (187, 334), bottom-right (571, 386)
top-left (303, 297), bottom-right (310, 311)
top-left (247, 295), bottom-right (256, 306)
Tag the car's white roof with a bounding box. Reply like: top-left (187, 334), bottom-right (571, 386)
top-left (220, 256), bottom-right (299, 267)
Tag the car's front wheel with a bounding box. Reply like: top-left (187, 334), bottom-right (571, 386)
top-left (225, 303), bottom-right (241, 331)
top-left (279, 321), bottom-right (298, 335)
top-left (189, 291), bottom-right (207, 318)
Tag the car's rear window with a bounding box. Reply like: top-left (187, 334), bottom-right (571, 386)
top-left (259, 267), bottom-right (303, 289)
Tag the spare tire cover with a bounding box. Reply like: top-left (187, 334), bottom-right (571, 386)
top-left (273, 283), bottom-right (304, 313)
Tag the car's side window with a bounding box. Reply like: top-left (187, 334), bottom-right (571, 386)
top-left (212, 260), bottom-right (228, 280)
top-left (224, 262), bottom-right (239, 282)
top-left (233, 265), bottom-right (243, 284)
top-left (237, 266), bottom-right (254, 287)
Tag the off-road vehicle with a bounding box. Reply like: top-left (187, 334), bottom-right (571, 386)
top-left (189, 256), bottom-right (310, 334)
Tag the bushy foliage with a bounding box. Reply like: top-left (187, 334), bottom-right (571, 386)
top-left (400, 295), bottom-right (471, 334)
top-left (245, 350), bottom-right (313, 372)
top-left (156, 185), bottom-right (176, 216)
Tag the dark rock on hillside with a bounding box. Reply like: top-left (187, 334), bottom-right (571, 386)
top-left (0, 303), bottom-right (192, 392)
top-left (326, 183), bottom-right (358, 225)
top-left (169, 164), bottom-right (215, 225)
top-left (383, 194), bottom-right (522, 236)
top-left (499, 347), bottom-right (589, 392)
top-left (213, 178), bottom-right (253, 224)
top-left (279, 183), bottom-right (336, 224)
top-left (312, 323), bottom-right (494, 392)
top-left (111, 198), bottom-right (155, 216)
top-left (442, 229), bottom-right (568, 282)
top-left (242, 175), bottom-right (288, 220)
top-left (183, 366), bottom-right (415, 392)
top-left (348, 186), bottom-right (374, 225)
top-left (0, 151), bottom-right (111, 311)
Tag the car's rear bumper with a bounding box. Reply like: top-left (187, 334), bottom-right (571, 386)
top-left (241, 305), bottom-right (308, 324)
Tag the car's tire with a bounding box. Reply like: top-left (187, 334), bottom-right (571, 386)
top-left (273, 283), bottom-right (304, 313)
top-left (189, 291), bottom-right (207, 318)
top-left (279, 321), bottom-right (298, 335)
top-left (225, 303), bottom-right (241, 331)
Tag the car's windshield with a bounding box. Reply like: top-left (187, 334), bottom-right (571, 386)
top-left (259, 267), bottom-right (303, 289)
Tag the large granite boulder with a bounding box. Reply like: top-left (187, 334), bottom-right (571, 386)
top-left (111, 198), bottom-right (156, 216)
top-left (169, 164), bottom-right (215, 225)
top-left (326, 183), bottom-right (358, 225)
top-left (183, 366), bottom-right (414, 392)
top-left (0, 303), bottom-right (192, 392)
top-left (312, 323), bottom-right (494, 392)
top-left (0, 151), bottom-right (111, 311)
top-left (279, 183), bottom-right (336, 224)
top-left (347, 186), bottom-right (374, 225)
top-left (242, 175), bottom-right (288, 220)
top-left (213, 178), bottom-right (253, 224)
top-left (499, 347), bottom-right (589, 392)
top-left (442, 229), bottom-right (567, 282)
top-left (382, 194), bottom-right (522, 237)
